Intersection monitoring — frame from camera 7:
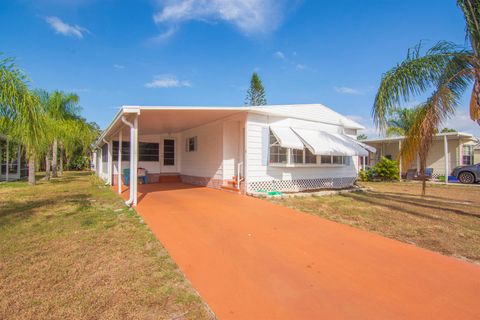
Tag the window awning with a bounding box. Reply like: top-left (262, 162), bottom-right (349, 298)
top-left (270, 126), bottom-right (305, 150)
top-left (291, 128), bottom-right (370, 156)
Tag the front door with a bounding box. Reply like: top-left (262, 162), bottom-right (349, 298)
top-left (161, 138), bottom-right (177, 173)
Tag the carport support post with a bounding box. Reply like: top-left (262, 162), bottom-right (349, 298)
top-left (444, 135), bottom-right (449, 185)
top-left (133, 115), bottom-right (139, 206)
top-left (118, 130), bottom-right (122, 194)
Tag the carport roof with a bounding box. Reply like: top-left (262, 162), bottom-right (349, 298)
top-left (94, 104), bottom-right (365, 148)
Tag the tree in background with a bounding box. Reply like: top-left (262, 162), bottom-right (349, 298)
top-left (441, 127), bottom-right (457, 133)
top-left (1, 55), bottom-right (99, 184)
top-left (245, 72), bottom-right (267, 106)
top-left (385, 107), bottom-right (419, 137)
top-left (0, 56), bottom-right (44, 185)
top-left (373, 0), bottom-right (480, 196)
top-left (357, 134), bottom-right (368, 140)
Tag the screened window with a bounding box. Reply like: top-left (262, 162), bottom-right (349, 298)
top-left (111, 141), bottom-right (159, 162)
top-left (102, 144), bottom-right (108, 163)
top-left (320, 155), bottom-right (332, 164)
top-left (463, 145), bottom-right (474, 165)
top-left (163, 139), bottom-right (175, 166)
top-left (112, 141), bottom-right (130, 161)
top-left (186, 136), bottom-right (197, 152)
top-left (290, 149), bottom-right (304, 164)
top-left (139, 143), bottom-right (159, 161)
top-left (305, 148), bottom-right (317, 164)
top-left (269, 131), bottom-right (288, 164)
top-left (332, 155), bottom-right (345, 165)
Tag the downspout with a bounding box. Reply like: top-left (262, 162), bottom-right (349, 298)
top-left (121, 116), bottom-right (135, 206)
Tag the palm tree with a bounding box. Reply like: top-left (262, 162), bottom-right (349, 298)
top-left (373, 0), bottom-right (479, 196)
top-left (40, 91), bottom-right (80, 177)
top-left (0, 56), bottom-right (44, 185)
top-left (385, 107), bottom-right (419, 137)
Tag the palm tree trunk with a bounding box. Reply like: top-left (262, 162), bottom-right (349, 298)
top-left (45, 154), bottom-right (51, 180)
top-left (28, 151), bottom-right (36, 185)
top-left (419, 155), bottom-right (427, 197)
top-left (52, 139), bottom-right (58, 177)
top-left (59, 144), bottom-right (64, 176)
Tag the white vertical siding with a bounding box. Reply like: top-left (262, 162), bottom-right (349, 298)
top-left (180, 121), bottom-right (223, 180)
top-left (222, 121), bottom-right (240, 180)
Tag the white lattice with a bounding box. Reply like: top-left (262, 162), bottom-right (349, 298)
top-left (247, 177), bottom-right (356, 193)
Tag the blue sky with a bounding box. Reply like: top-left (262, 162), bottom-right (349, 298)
top-left (1, 0), bottom-right (479, 136)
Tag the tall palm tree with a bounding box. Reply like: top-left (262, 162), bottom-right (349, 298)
top-left (385, 107), bottom-right (420, 137)
top-left (373, 0), bottom-right (479, 195)
top-left (0, 56), bottom-right (44, 185)
top-left (41, 90), bottom-right (80, 177)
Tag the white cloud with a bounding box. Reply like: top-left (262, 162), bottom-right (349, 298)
top-left (295, 63), bottom-right (306, 70)
top-left (334, 86), bottom-right (363, 95)
top-left (153, 0), bottom-right (288, 37)
top-left (274, 51), bottom-right (285, 59)
top-left (45, 16), bottom-right (87, 38)
top-left (274, 50), bottom-right (309, 71)
top-left (113, 64), bottom-right (125, 69)
top-left (145, 74), bottom-right (192, 88)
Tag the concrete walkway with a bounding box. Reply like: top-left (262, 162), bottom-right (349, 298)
top-left (122, 183), bottom-right (480, 320)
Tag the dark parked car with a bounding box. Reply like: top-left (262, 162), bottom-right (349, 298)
top-left (451, 163), bottom-right (480, 184)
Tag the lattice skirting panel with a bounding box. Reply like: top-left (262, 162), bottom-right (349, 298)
top-left (247, 177), bottom-right (357, 193)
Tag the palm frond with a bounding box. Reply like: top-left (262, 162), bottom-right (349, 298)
top-left (373, 42), bottom-right (461, 130)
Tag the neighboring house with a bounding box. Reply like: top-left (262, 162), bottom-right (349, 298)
top-left (93, 104), bottom-right (371, 206)
top-left (475, 145), bottom-right (480, 164)
top-left (0, 134), bottom-right (28, 182)
top-left (362, 132), bottom-right (479, 179)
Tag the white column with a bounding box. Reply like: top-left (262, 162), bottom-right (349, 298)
top-left (444, 135), bottom-right (449, 185)
top-left (398, 140), bottom-right (402, 180)
top-left (109, 141), bottom-right (113, 185)
top-left (6, 138), bottom-right (9, 182)
top-left (118, 130), bottom-right (123, 194)
top-left (133, 115), bottom-right (139, 206)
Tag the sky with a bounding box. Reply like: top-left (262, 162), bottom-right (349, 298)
top-left (1, 0), bottom-right (479, 137)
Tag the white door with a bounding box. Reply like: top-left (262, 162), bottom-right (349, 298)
top-left (161, 138), bottom-right (177, 173)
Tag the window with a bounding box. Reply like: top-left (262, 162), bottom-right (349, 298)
top-left (112, 141), bottom-right (130, 161)
top-left (332, 155), bottom-right (344, 165)
top-left (305, 148), bottom-right (317, 164)
top-left (269, 131), bottom-right (288, 164)
top-left (320, 155), bottom-right (332, 164)
top-left (102, 144), bottom-right (108, 163)
top-left (163, 139), bottom-right (175, 166)
top-left (139, 143), bottom-right (159, 161)
top-left (463, 145), bottom-right (474, 165)
top-left (290, 149), bottom-right (304, 164)
top-left (186, 136), bottom-right (197, 152)
top-left (111, 141), bottom-right (159, 162)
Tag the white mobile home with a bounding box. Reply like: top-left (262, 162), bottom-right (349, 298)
top-left (93, 104), bottom-right (371, 206)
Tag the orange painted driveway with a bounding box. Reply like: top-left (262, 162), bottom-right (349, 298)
top-left (122, 183), bottom-right (480, 320)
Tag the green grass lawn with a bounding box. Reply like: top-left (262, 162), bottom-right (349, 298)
top-left (0, 172), bottom-right (212, 320)
top-left (269, 181), bottom-right (480, 264)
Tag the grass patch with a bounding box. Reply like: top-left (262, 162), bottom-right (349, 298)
top-left (269, 181), bottom-right (480, 263)
top-left (0, 172), bottom-right (212, 320)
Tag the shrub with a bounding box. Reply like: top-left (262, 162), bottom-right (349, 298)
top-left (374, 157), bottom-right (399, 181)
top-left (358, 157), bottom-right (399, 182)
